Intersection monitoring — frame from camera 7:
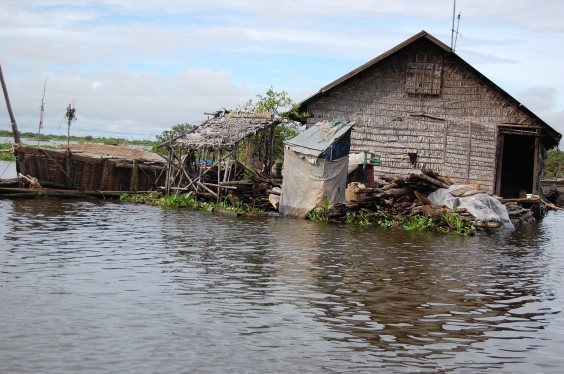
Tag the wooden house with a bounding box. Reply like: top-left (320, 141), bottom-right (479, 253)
top-left (299, 30), bottom-right (561, 197)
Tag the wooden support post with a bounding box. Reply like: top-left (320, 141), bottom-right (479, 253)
top-left (533, 136), bottom-right (540, 195)
top-left (267, 124), bottom-right (275, 175)
top-left (466, 122), bottom-right (472, 183)
top-left (130, 160), bottom-right (139, 192)
top-left (0, 64), bottom-right (22, 144)
top-left (101, 160), bottom-right (108, 190)
top-left (217, 149), bottom-right (222, 201)
top-left (65, 149), bottom-right (72, 188)
top-left (106, 161), bottom-right (115, 190)
top-left (495, 133), bottom-right (504, 196)
top-left (165, 137), bottom-right (173, 194)
top-left (234, 142), bottom-right (239, 179)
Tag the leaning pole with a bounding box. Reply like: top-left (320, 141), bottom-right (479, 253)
top-left (0, 64), bottom-right (22, 144)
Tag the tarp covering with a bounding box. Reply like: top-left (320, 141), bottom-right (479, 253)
top-left (428, 185), bottom-right (515, 230)
top-left (279, 149), bottom-right (349, 217)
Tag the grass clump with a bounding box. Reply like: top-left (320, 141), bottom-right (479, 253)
top-left (337, 205), bottom-right (475, 236)
top-left (0, 143), bottom-right (15, 161)
top-left (120, 192), bottom-right (261, 215)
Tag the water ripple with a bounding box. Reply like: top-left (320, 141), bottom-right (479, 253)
top-left (1, 200), bottom-right (563, 373)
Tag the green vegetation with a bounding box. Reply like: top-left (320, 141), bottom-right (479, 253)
top-left (120, 191), bottom-right (262, 215)
top-left (345, 210), bottom-right (371, 226)
top-left (240, 87), bottom-right (308, 165)
top-left (305, 200), bottom-right (331, 222)
top-left (308, 202), bottom-right (475, 235)
top-left (0, 143), bottom-right (15, 161)
top-left (543, 147), bottom-right (564, 178)
top-left (153, 123), bottom-right (194, 152)
top-left (438, 211), bottom-right (476, 236)
top-left (402, 214), bottom-right (435, 231)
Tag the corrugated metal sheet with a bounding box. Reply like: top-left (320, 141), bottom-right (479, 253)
top-left (285, 121), bottom-right (354, 157)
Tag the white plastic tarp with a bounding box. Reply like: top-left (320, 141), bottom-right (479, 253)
top-left (428, 185), bottom-right (515, 230)
top-left (279, 149), bottom-right (348, 218)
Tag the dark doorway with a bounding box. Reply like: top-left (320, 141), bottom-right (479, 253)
top-left (498, 134), bottom-right (535, 198)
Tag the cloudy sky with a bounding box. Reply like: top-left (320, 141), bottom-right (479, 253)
top-left (1, 0), bottom-right (563, 141)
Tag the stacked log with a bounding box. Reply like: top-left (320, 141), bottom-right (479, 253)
top-left (326, 169), bottom-right (545, 229)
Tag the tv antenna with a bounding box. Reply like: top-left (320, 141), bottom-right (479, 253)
top-left (450, 0), bottom-right (462, 51)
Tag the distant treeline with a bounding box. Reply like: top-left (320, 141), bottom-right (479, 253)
top-left (0, 130), bottom-right (156, 147)
top-left (0, 130), bottom-right (158, 161)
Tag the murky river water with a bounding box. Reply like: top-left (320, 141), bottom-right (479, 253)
top-left (1, 197), bottom-right (563, 373)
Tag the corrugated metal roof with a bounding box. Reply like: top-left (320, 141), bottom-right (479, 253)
top-left (285, 121), bottom-right (354, 157)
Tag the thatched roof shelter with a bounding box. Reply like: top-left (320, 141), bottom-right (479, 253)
top-left (169, 111), bottom-right (281, 150)
top-left (161, 110), bottom-right (283, 205)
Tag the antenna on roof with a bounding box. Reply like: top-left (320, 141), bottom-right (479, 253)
top-left (453, 12), bottom-right (462, 51)
top-left (450, 0), bottom-right (462, 51)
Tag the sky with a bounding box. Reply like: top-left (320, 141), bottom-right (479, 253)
top-left (1, 0), bottom-right (563, 142)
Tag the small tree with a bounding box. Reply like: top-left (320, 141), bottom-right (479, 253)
top-left (543, 147), bottom-right (564, 178)
top-left (153, 123), bottom-right (194, 153)
top-left (240, 87), bottom-right (308, 173)
top-left (155, 123), bottom-right (193, 144)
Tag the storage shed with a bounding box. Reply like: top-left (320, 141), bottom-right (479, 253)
top-left (279, 120), bottom-right (353, 217)
top-left (299, 31), bottom-right (561, 197)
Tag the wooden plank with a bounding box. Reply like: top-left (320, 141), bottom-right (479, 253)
top-left (130, 160), bottom-right (138, 191)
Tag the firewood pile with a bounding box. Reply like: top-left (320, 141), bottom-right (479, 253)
top-left (327, 168), bottom-right (545, 229)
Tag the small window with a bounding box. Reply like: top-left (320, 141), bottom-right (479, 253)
top-left (405, 54), bottom-right (443, 95)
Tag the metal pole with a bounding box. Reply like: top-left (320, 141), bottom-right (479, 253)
top-left (38, 79), bottom-right (46, 146)
top-left (0, 64), bottom-right (22, 144)
top-left (450, 0), bottom-right (456, 50)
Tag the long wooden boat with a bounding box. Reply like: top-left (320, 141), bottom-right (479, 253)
top-left (13, 143), bottom-right (167, 193)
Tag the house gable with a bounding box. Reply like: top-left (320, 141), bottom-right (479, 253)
top-left (300, 31), bottom-right (561, 193)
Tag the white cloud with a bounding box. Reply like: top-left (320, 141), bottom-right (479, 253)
top-left (1, 0), bottom-right (563, 140)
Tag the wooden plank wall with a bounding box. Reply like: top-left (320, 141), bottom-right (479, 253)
top-left (16, 149), bottom-right (165, 191)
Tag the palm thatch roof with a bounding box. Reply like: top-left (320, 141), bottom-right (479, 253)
top-left (169, 111), bottom-right (281, 150)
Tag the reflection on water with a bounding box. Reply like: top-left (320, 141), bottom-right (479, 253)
top-left (1, 199), bottom-right (563, 373)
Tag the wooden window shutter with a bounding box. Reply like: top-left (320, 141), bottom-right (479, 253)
top-left (405, 54), bottom-right (443, 95)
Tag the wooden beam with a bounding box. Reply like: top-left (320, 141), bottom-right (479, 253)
top-left (130, 160), bottom-right (139, 191)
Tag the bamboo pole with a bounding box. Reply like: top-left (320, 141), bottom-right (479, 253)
top-left (217, 149), bottom-right (222, 201)
top-left (0, 64), bottom-right (22, 144)
top-left (165, 136), bottom-right (173, 194)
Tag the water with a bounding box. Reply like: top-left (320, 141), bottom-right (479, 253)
top-left (0, 160), bottom-right (17, 179)
top-left (1, 199), bottom-right (563, 373)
